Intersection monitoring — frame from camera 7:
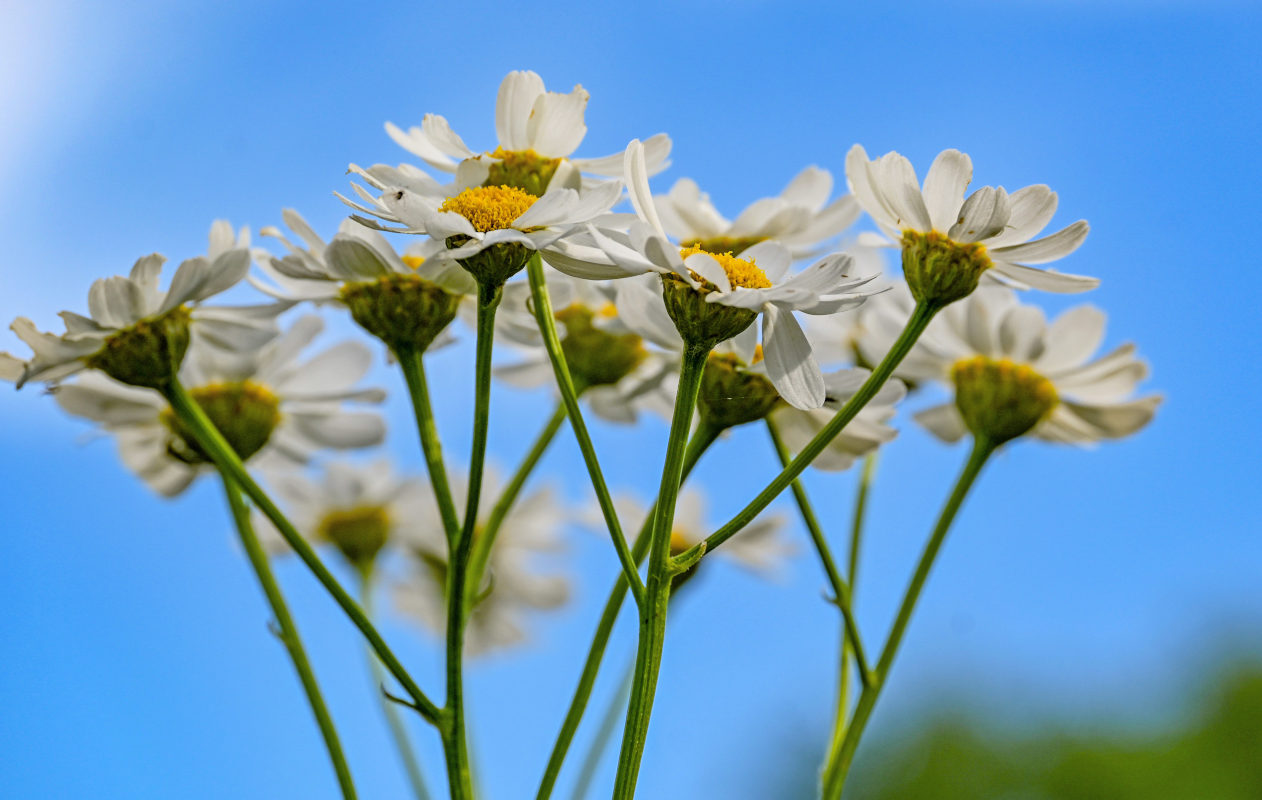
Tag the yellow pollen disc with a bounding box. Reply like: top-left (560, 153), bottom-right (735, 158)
top-left (401, 255), bottom-right (426, 270)
top-left (439, 185), bottom-right (538, 233)
top-left (680, 235), bottom-right (768, 257)
top-left (597, 302), bottom-right (618, 318)
top-left (678, 244), bottom-right (771, 290)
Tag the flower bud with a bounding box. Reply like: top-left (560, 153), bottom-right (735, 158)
top-left (317, 506), bottom-right (391, 570)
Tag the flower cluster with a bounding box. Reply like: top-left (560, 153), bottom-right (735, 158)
top-left (2, 69), bottom-right (1160, 800)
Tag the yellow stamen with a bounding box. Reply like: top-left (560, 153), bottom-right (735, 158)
top-left (401, 255), bottom-right (426, 270)
top-left (678, 244), bottom-right (771, 290)
top-left (439, 185), bottom-right (538, 233)
top-left (680, 235), bottom-right (768, 257)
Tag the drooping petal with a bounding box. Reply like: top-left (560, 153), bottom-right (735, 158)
top-left (762, 305), bottom-right (825, 410)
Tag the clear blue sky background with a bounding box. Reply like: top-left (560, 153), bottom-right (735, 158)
top-left (2, 1), bottom-right (1260, 798)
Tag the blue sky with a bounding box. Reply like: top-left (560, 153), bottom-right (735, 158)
top-left (2, 1), bottom-right (1261, 798)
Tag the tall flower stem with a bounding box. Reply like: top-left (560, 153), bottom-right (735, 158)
top-left (611, 344), bottom-right (709, 800)
top-left (681, 301), bottom-right (938, 565)
top-left (820, 437), bottom-right (995, 799)
top-left (163, 379), bottom-right (441, 724)
top-left (535, 422), bottom-right (722, 800)
top-left (397, 346), bottom-right (461, 543)
top-left (831, 453), bottom-right (878, 755)
top-left (219, 475), bottom-right (357, 800)
top-left (359, 570), bottom-right (432, 800)
top-left (525, 253), bottom-right (644, 607)
top-left (441, 280), bottom-right (502, 800)
top-left (764, 419), bottom-right (872, 688)
top-left (468, 399), bottom-right (568, 597)
top-left (571, 659), bottom-right (635, 800)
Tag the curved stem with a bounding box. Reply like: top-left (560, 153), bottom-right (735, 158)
top-left (764, 419), bottom-right (872, 688)
top-left (612, 344), bottom-right (709, 800)
top-left (820, 437), bottom-right (995, 799)
top-left (570, 659), bottom-right (635, 800)
top-left (397, 347), bottom-right (461, 543)
top-left (220, 476), bottom-right (357, 800)
top-left (687, 301), bottom-right (938, 561)
top-left (535, 421), bottom-right (722, 800)
top-left (164, 379), bottom-right (440, 724)
top-left (467, 400), bottom-right (567, 600)
top-left (525, 254), bottom-right (644, 607)
top-left (441, 281), bottom-right (502, 800)
top-left (359, 571), bottom-right (432, 800)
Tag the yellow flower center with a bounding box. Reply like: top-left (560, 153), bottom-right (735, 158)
top-left (950, 356), bottom-right (1058, 444)
top-left (439, 185), bottom-right (538, 233)
top-left (678, 244), bottom-right (771, 290)
top-left (317, 505), bottom-right (391, 569)
top-left (680, 235), bottom-right (768, 257)
top-left (669, 529), bottom-right (694, 557)
top-left (401, 254), bottom-right (426, 270)
top-left (485, 147), bottom-right (563, 195)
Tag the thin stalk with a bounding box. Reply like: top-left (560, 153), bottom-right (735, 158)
top-left (820, 437), bottom-right (995, 799)
top-left (525, 253), bottom-right (644, 607)
top-left (570, 659), bottom-right (635, 800)
top-left (683, 301), bottom-right (938, 564)
top-left (611, 344), bottom-right (709, 800)
top-left (441, 281), bottom-right (502, 800)
top-left (535, 422), bottom-right (722, 800)
top-left (831, 453), bottom-right (878, 752)
top-left (359, 570), bottom-right (432, 800)
top-left (220, 476), bottom-right (357, 800)
top-left (467, 400), bottom-right (568, 598)
top-left (397, 347), bottom-right (461, 543)
top-left (163, 379), bottom-right (441, 723)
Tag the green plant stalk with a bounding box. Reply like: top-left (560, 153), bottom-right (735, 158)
top-left (163, 379), bottom-right (441, 724)
top-left (764, 418), bottom-right (872, 688)
top-left (441, 281), bottom-right (502, 800)
top-left (525, 253), bottom-right (644, 606)
top-left (830, 453), bottom-right (878, 754)
top-left (467, 400), bottom-right (568, 600)
top-left (219, 475), bottom-right (357, 800)
top-left (570, 659), bottom-right (635, 800)
top-left (397, 346), bottom-right (462, 544)
top-left (820, 437), bottom-right (995, 799)
top-left (535, 422), bottom-right (722, 800)
top-left (682, 301), bottom-right (938, 565)
top-left (611, 344), bottom-right (709, 800)
top-left (359, 570), bottom-right (432, 800)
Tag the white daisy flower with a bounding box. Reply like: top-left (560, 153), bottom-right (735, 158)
top-left (492, 270), bottom-right (677, 424)
top-left (769, 367), bottom-right (906, 472)
top-left (3, 221), bottom-right (277, 389)
top-left (253, 460), bottom-right (429, 572)
top-left (578, 140), bottom-right (881, 410)
top-left (392, 467), bottom-right (570, 656)
top-left (654, 167), bottom-right (859, 259)
top-left (845, 145), bottom-right (1097, 299)
top-left (384, 69), bottom-right (671, 188)
top-left (49, 315), bottom-right (387, 497)
top-left (866, 287), bottom-right (1159, 444)
top-left (340, 160), bottom-right (623, 287)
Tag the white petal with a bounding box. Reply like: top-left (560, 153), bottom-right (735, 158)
top-left (496, 70), bottom-right (546, 151)
top-left (1034, 304), bottom-right (1105, 372)
top-left (762, 306), bottom-right (824, 410)
top-left (990, 262), bottom-right (1099, 293)
top-left (914, 403), bottom-right (968, 442)
top-left (921, 149), bottom-right (972, 231)
top-left (624, 140), bottom-right (667, 237)
top-left (526, 85), bottom-right (589, 157)
top-left (989, 220), bottom-right (1090, 264)
top-left (948, 186), bottom-right (1010, 243)
top-left (779, 166), bottom-right (833, 210)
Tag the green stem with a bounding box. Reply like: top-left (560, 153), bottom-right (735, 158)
top-left (611, 344), bottom-right (709, 800)
top-left (359, 570), bottom-right (432, 800)
top-left (570, 659), bottom-right (635, 800)
top-left (163, 379), bottom-right (441, 724)
top-left (467, 399), bottom-right (567, 600)
top-left (397, 346), bottom-right (461, 544)
top-left (831, 453), bottom-right (878, 752)
top-left (525, 253), bottom-right (644, 607)
top-left (441, 280), bottom-right (502, 800)
top-left (535, 422), bottom-right (721, 800)
top-left (820, 437), bottom-right (995, 799)
top-left (684, 301), bottom-right (938, 563)
top-left (219, 476), bottom-right (357, 800)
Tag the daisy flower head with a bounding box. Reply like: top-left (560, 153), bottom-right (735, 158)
top-left (492, 271), bottom-right (677, 424)
top-left (655, 166), bottom-right (860, 259)
top-left (254, 460), bottom-right (428, 573)
top-left (845, 145), bottom-right (1096, 307)
top-left (341, 159), bottom-right (623, 289)
top-left (392, 467), bottom-right (570, 656)
top-left (867, 287), bottom-right (1159, 446)
top-left (253, 210), bottom-right (475, 353)
top-left (50, 315), bottom-right (387, 497)
top-left (583, 140), bottom-right (882, 410)
top-left (3, 221), bottom-right (277, 390)
top-left (384, 69), bottom-right (672, 193)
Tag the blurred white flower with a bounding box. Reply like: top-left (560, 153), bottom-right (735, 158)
top-left (392, 468), bottom-right (570, 656)
top-left (50, 315), bottom-right (386, 496)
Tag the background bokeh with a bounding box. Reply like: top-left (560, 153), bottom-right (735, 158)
top-left (2, 1), bottom-right (1260, 798)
